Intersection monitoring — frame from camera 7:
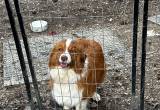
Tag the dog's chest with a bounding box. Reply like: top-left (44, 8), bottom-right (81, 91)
top-left (53, 83), bottom-right (82, 107)
top-left (50, 67), bottom-right (83, 107)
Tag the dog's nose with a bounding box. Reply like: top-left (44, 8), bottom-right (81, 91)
top-left (61, 55), bottom-right (68, 62)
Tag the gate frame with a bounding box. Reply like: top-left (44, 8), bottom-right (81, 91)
top-left (4, 0), bottom-right (42, 109)
top-left (4, 0), bottom-right (149, 110)
top-left (131, 0), bottom-right (149, 110)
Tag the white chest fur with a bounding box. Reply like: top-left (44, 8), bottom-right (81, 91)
top-left (50, 67), bottom-right (83, 108)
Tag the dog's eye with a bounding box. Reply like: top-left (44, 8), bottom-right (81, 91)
top-left (69, 47), bottom-right (76, 53)
top-left (58, 48), bottom-right (63, 52)
top-left (70, 49), bottom-right (75, 53)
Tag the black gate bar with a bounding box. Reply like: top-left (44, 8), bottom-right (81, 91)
top-left (13, 0), bottom-right (42, 109)
top-left (140, 0), bottom-right (149, 110)
top-left (132, 0), bottom-right (139, 96)
top-left (4, 0), bottom-right (34, 109)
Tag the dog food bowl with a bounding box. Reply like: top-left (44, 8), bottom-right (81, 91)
top-left (30, 20), bottom-right (48, 32)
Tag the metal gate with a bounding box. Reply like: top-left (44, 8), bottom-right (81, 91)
top-left (1, 0), bottom-right (160, 109)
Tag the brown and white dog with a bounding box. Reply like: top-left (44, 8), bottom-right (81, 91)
top-left (48, 38), bottom-right (106, 110)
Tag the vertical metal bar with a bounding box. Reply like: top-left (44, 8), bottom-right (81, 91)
top-left (13, 0), bottom-right (42, 109)
top-left (140, 0), bottom-right (149, 110)
top-left (132, 0), bottom-right (139, 96)
top-left (4, 0), bottom-right (34, 109)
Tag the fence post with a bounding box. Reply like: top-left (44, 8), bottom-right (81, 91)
top-left (140, 0), bottom-right (149, 110)
top-left (4, 0), bottom-right (35, 109)
top-left (132, 0), bottom-right (139, 96)
top-left (131, 0), bottom-right (139, 109)
top-left (13, 0), bottom-right (42, 109)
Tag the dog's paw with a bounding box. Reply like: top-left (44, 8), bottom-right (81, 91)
top-left (64, 106), bottom-right (70, 109)
top-left (92, 92), bottom-right (101, 102)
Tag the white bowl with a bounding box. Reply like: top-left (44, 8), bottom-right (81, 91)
top-left (30, 20), bottom-right (48, 32)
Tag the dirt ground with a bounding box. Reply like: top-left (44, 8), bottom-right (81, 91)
top-left (0, 0), bottom-right (160, 110)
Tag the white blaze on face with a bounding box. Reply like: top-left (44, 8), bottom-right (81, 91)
top-left (59, 39), bottom-right (73, 64)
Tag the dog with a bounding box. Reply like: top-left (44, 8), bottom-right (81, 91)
top-left (48, 37), bottom-right (106, 110)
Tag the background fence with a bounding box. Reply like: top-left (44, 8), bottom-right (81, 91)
top-left (0, 0), bottom-right (160, 110)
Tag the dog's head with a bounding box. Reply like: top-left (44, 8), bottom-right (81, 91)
top-left (48, 39), bottom-right (87, 71)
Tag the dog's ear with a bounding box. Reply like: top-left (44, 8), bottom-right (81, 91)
top-left (48, 48), bottom-right (54, 67)
top-left (48, 46), bottom-right (57, 68)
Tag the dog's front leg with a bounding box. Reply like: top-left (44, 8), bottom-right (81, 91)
top-left (76, 100), bottom-right (88, 110)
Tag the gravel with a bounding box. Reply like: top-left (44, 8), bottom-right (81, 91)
top-left (0, 0), bottom-right (160, 109)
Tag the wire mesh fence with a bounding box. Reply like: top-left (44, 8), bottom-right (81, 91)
top-left (0, 0), bottom-right (160, 110)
